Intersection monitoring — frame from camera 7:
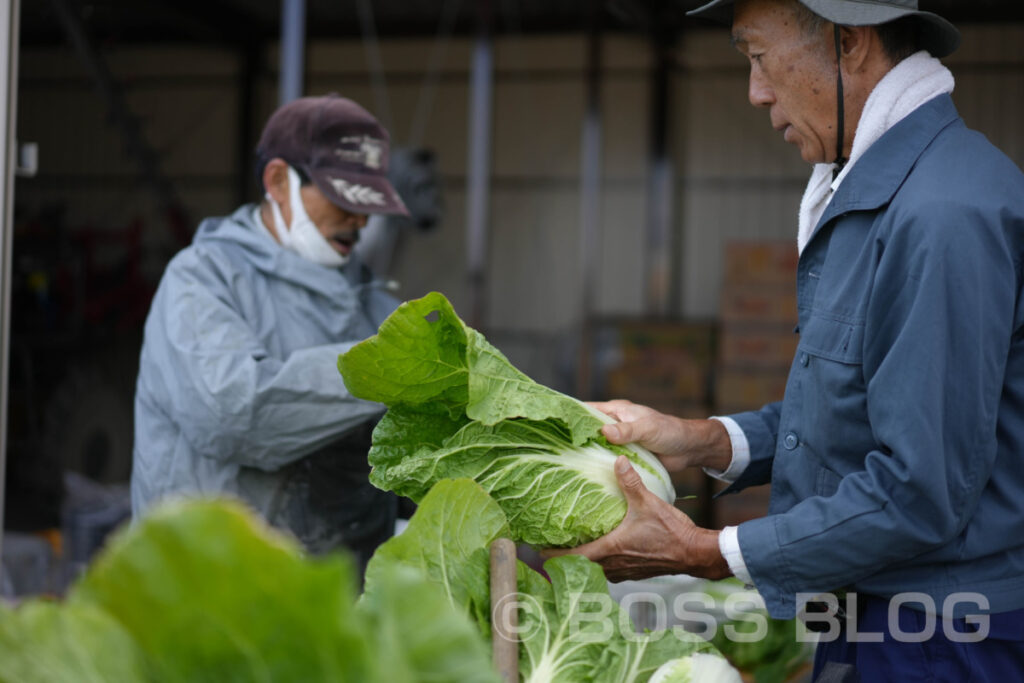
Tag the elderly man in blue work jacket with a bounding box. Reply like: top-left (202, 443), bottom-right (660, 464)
top-left (551, 0), bottom-right (1024, 679)
top-left (132, 95), bottom-right (409, 574)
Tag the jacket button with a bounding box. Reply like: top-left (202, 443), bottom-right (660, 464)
top-left (784, 433), bottom-right (799, 450)
top-left (800, 353), bottom-right (809, 367)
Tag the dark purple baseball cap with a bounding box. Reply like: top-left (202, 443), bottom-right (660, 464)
top-left (257, 94), bottom-right (409, 216)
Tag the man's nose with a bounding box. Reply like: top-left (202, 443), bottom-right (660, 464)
top-left (748, 70), bottom-right (774, 108)
top-left (349, 213), bottom-right (369, 229)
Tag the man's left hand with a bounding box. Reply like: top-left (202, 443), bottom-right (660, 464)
top-left (543, 456), bottom-right (731, 582)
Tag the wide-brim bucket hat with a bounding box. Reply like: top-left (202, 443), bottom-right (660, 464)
top-left (687, 0), bottom-right (961, 57)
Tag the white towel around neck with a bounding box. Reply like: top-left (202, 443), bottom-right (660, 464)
top-left (797, 51), bottom-right (955, 254)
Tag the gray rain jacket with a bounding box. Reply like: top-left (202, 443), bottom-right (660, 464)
top-left (132, 204), bottom-right (399, 559)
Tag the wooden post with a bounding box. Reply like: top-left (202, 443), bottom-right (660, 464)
top-left (490, 538), bottom-right (518, 682)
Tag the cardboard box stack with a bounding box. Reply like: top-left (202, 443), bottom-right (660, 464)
top-left (713, 241), bottom-right (800, 526)
top-left (605, 320), bottom-right (715, 419)
top-left (602, 319), bottom-right (716, 526)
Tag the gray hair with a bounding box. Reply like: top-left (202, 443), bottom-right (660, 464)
top-left (790, 0), bottom-right (826, 35)
top-left (789, 0), bottom-right (922, 63)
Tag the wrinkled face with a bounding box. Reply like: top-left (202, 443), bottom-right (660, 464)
top-left (732, 0), bottom-right (837, 164)
top-left (298, 183), bottom-right (368, 257)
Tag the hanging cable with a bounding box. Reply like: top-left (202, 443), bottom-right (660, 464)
top-left (407, 0), bottom-right (463, 148)
top-left (355, 0), bottom-right (393, 132)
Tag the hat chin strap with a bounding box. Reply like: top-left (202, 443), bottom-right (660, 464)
top-left (833, 23), bottom-right (848, 180)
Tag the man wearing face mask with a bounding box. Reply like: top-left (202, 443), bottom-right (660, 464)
top-left (131, 95), bottom-right (410, 571)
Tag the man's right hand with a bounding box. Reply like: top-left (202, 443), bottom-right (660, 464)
top-left (588, 400), bottom-right (733, 475)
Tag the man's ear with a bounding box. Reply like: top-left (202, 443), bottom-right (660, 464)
top-left (262, 158), bottom-right (290, 206)
top-left (839, 25), bottom-right (875, 73)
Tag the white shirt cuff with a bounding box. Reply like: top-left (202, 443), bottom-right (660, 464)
top-left (705, 416), bottom-right (750, 482)
top-left (718, 525), bottom-right (754, 587)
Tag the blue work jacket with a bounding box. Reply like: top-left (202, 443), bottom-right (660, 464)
top-left (727, 95), bottom-right (1024, 620)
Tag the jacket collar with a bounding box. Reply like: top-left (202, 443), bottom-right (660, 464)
top-left (813, 94), bottom-right (961, 236)
top-left (198, 204), bottom-right (373, 294)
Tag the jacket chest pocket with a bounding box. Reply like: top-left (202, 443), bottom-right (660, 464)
top-left (791, 315), bottom-right (872, 471)
top-left (799, 315), bottom-right (864, 365)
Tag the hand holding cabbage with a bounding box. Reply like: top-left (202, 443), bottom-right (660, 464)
top-left (337, 291), bottom-right (677, 547)
top-left (590, 399), bottom-right (735, 476)
top-left (556, 401), bottom-right (737, 580)
top-left (543, 454), bottom-right (731, 582)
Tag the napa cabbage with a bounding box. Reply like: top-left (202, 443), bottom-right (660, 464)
top-left (648, 653), bottom-right (743, 683)
top-left (338, 291), bottom-right (676, 547)
top-left (364, 478), bottom-right (716, 683)
top-left (0, 499), bottom-right (498, 683)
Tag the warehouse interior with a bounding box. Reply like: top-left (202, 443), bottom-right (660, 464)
top-left (3, 0), bottom-right (1024, 601)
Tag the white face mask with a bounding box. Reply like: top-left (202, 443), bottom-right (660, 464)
top-left (267, 166), bottom-right (348, 267)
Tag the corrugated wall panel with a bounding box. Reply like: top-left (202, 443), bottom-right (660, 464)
top-left (307, 34), bottom-right (654, 334)
top-left (674, 24), bottom-right (1024, 319)
top-left (15, 25), bottom-right (1023, 333)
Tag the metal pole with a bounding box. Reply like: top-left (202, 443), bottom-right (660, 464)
top-left (465, 0), bottom-right (494, 330)
top-left (278, 0), bottom-right (306, 105)
top-left (644, 16), bottom-right (677, 316)
top-left (0, 0), bottom-right (22, 572)
top-left (576, 4), bottom-right (603, 400)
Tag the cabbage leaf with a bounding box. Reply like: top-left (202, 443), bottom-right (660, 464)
top-left (356, 563), bottom-right (503, 683)
top-left (365, 478), bottom-right (716, 683)
top-left (519, 555), bottom-right (716, 683)
top-left (0, 499), bottom-right (498, 683)
top-left (0, 601), bottom-right (148, 683)
top-left (362, 477), bottom-right (509, 634)
top-left (647, 652), bottom-right (744, 683)
top-left (338, 291), bottom-right (676, 546)
top-left (72, 499), bottom-right (375, 682)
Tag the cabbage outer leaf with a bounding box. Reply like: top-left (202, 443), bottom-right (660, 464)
top-left (70, 499), bottom-right (376, 682)
top-left (647, 652), bottom-right (744, 683)
top-left (520, 555), bottom-right (715, 683)
top-left (338, 292), bottom-right (676, 546)
top-left (0, 601), bottom-right (148, 683)
top-left (362, 478), bottom-right (510, 633)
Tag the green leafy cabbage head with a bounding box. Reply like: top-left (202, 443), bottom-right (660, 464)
top-left (1, 498), bottom-right (498, 683)
top-left (648, 653), bottom-right (743, 683)
top-left (339, 292), bottom-right (676, 547)
top-left (365, 478), bottom-right (719, 683)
